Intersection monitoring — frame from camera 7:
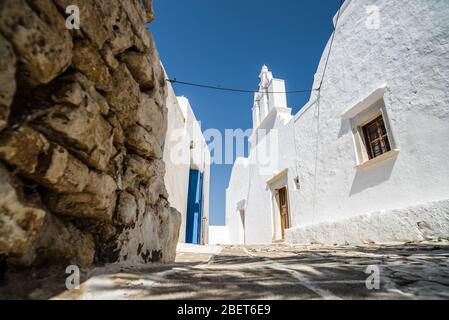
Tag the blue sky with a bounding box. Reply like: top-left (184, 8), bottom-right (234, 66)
top-left (150, 0), bottom-right (341, 225)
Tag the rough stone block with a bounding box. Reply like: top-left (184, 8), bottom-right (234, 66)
top-left (36, 105), bottom-right (94, 152)
top-left (76, 117), bottom-right (116, 171)
top-left (48, 192), bottom-right (116, 222)
top-left (120, 52), bottom-right (155, 90)
top-left (119, 0), bottom-right (147, 26)
top-left (73, 39), bottom-right (113, 92)
top-left (137, 93), bottom-right (167, 145)
top-left (147, 58), bottom-right (167, 109)
top-left (47, 80), bottom-right (115, 171)
top-left (86, 171), bottom-right (118, 201)
top-left (119, 0), bottom-right (151, 50)
top-left (35, 102), bottom-right (115, 171)
top-left (158, 206), bottom-right (182, 263)
top-left (124, 155), bottom-right (158, 183)
top-left (48, 172), bottom-right (117, 221)
top-left (144, 174), bottom-right (168, 205)
top-left (125, 125), bottom-right (162, 160)
top-left (52, 81), bottom-right (101, 115)
top-left (95, 0), bottom-right (135, 54)
top-left (60, 73), bottom-right (110, 116)
top-left (143, 0), bottom-right (155, 23)
top-left (0, 164), bottom-right (46, 256)
top-left (107, 113), bottom-right (125, 147)
top-left (0, 34), bottom-right (17, 131)
top-left (16, 213), bottom-right (95, 268)
top-left (105, 64), bottom-right (140, 129)
top-left (100, 44), bottom-right (120, 70)
top-left (117, 204), bottom-right (181, 264)
top-left (0, 0), bottom-right (72, 86)
top-left (108, 12), bottom-right (135, 54)
top-left (122, 156), bottom-right (166, 205)
top-left (37, 145), bottom-right (89, 193)
top-left (0, 126), bottom-right (50, 175)
top-left (121, 157), bottom-right (166, 200)
top-left (117, 192), bottom-right (137, 226)
top-left (53, 0), bottom-right (108, 50)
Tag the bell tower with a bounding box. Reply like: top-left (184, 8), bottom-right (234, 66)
top-left (252, 65), bottom-right (289, 131)
top-left (250, 66), bottom-right (292, 150)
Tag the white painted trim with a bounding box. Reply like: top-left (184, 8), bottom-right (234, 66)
top-left (346, 92), bottom-right (398, 167)
top-left (266, 169), bottom-right (290, 242)
top-left (266, 168), bottom-right (289, 185)
top-left (341, 85), bottom-right (387, 119)
top-left (355, 149), bottom-right (400, 171)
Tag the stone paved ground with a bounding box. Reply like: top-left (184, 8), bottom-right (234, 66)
top-left (50, 242), bottom-right (449, 300)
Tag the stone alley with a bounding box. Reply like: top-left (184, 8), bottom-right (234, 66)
top-left (1, 0), bottom-right (449, 303)
top-left (41, 241), bottom-right (449, 300)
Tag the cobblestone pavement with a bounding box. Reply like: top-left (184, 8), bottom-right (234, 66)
top-left (49, 242), bottom-right (449, 300)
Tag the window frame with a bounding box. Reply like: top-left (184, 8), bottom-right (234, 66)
top-left (342, 87), bottom-right (399, 170)
top-left (361, 114), bottom-right (392, 160)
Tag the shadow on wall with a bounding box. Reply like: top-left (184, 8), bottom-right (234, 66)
top-left (349, 157), bottom-right (398, 196)
top-left (338, 119), bottom-right (351, 138)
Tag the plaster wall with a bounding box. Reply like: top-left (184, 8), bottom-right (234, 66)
top-left (208, 226), bottom-right (231, 245)
top-left (163, 82), bottom-right (190, 243)
top-left (288, 0), bottom-right (449, 228)
top-left (225, 0), bottom-right (449, 245)
top-left (226, 158), bottom-right (249, 244)
top-left (286, 199), bottom-right (449, 245)
top-left (164, 94), bottom-right (211, 244)
top-left (227, 113), bottom-right (296, 245)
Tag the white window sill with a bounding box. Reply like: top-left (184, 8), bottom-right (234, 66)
top-left (355, 149), bottom-right (400, 171)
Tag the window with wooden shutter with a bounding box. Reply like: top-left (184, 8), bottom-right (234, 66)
top-left (362, 115), bottom-right (391, 159)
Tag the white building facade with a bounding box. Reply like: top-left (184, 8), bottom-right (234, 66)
top-left (225, 0), bottom-right (449, 245)
top-left (163, 76), bottom-right (211, 245)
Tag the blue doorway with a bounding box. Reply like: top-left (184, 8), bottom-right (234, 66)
top-left (186, 170), bottom-right (204, 244)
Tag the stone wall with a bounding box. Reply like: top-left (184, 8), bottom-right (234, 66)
top-left (0, 0), bottom-right (181, 270)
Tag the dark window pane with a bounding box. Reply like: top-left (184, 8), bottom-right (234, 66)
top-left (384, 136), bottom-right (391, 152)
top-left (372, 140), bottom-right (382, 157)
top-left (368, 124), bottom-right (378, 140)
top-left (381, 120), bottom-right (387, 135)
top-left (363, 115), bottom-right (391, 160)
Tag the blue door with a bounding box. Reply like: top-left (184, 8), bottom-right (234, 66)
top-left (186, 170), bottom-right (204, 244)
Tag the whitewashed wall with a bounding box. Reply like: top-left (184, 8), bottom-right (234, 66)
top-left (163, 81), bottom-right (190, 243)
top-left (226, 0), bottom-right (449, 245)
top-left (289, 0), bottom-right (449, 236)
top-left (163, 82), bottom-right (211, 244)
top-left (178, 97), bottom-right (211, 244)
top-left (208, 226), bottom-right (231, 245)
top-left (226, 158), bottom-right (249, 244)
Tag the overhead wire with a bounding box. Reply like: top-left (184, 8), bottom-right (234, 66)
top-left (166, 79), bottom-right (315, 94)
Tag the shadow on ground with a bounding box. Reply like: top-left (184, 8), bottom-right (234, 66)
top-left (1, 242), bottom-right (448, 300)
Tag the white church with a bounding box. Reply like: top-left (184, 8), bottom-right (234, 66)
top-left (212, 0), bottom-right (449, 245)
